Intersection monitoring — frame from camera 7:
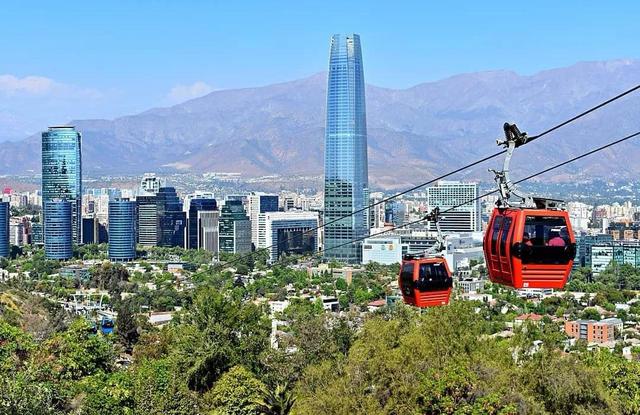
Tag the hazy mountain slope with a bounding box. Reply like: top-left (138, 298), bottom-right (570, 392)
top-left (1, 59), bottom-right (639, 188)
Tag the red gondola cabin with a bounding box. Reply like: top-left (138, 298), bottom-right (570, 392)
top-left (484, 208), bottom-right (576, 289)
top-left (398, 256), bottom-right (453, 307)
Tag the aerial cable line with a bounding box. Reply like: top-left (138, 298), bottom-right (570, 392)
top-left (320, 130), bottom-right (640, 256)
top-left (215, 83), bottom-right (640, 269)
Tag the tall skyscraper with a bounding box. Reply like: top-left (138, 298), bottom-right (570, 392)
top-left (247, 193), bottom-right (279, 248)
top-left (427, 181), bottom-right (481, 233)
top-left (0, 202), bottom-right (9, 258)
top-left (156, 187), bottom-right (186, 248)
top-left (187, 198), bottom-right (217, 249)
top-left (42, 126), bottom-right (82, 243)
top-left (136, 195), bottom-right (158, 246)
top-left (219, 200), bottom-right (251, 254)
top-left (44, 200), bottom-right (73, 260)
top-left (323, 33), bottom-right (369, 263)
top-left (197, 210), bottom-right (219, 254)
top-left (108, 199), bottom-right (136, 261)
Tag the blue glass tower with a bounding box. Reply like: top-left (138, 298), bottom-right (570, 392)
top-left (42, 126), bottom-right (82, 243)
top-left (0, 202), bottom-right (9, 258)
top-left (44, 200), bottom-right (73, 260)
top-left (108, 199), bottom-right (136, 261)
top-left (188, 198), bottom-right (217, 249)
top-left (323, 34), bottom-right (369, 263)
top-left (156, 187), bottom-right (186, 248)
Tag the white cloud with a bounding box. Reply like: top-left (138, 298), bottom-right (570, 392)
top-left (167, 81), bottom-right (214, 104)
top-left (0, 74), bottom-right (101, 98)
top-left (0, 75), bottom-right (56, 95)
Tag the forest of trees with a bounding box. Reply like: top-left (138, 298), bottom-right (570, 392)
top-left (3, 286), bottom-right (640, 415)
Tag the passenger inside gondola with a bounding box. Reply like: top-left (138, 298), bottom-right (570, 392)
top-left (547, 230), bottom-right (566, 247)
top-left (415, 262), bottom-right (451, 291)
top-left (521, 217), bottom-right (573, 264)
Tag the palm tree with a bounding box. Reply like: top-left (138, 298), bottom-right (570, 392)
top-left (255, 383), bottom-right (296, 415)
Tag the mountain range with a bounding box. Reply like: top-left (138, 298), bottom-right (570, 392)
top-left (1, 59), bottom-right (639, 189)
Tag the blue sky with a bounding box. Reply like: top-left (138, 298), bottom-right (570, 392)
top-left (1, 1), bottom-right (639, 140)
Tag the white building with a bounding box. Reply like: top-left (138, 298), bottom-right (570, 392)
top-left (197, 210), bottom-right (219, 254)
top-left (247, 193), bottom-right (279, 248)
top-left (362, 236), bottom-right (403, 265)
top-left (427, 181), bottom-right (481, 232)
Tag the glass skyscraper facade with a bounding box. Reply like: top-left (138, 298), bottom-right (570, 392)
top-left (188, 198), bottom-right (217, 249)
top-left (137, 195), bottom-right (158, 246)
top-left (108, 199), bottom-right (136, 261)
top-left (44, 200), bottom-right (73, 260)
top-left (0, 202), bottom-right (9, 258)
top-left (219, 200), bottom-right (251, 254)
top-left (42, 126), bottom-right (82, 243)
top-left (323, 33), bottom-right (369, 263)
top-left (156, 187), bottom-right (186, 248)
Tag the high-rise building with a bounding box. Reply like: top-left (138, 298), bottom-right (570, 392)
top-left (42, 126), bottom-right (82, 243)
top-left (31, 222), bottom-right (44, 245)
top-left (136, 195), bottom-right (158, 246)
top-left (197, 210), bottom-right (219, 254)
top-left (156, 187), bottom-right (186, 248)
top-left (82, 217), bottom-right (108, 244)
top-left (323, 33), bottom-right (369, 263)
top-left (427, 181), bottom-right (481, 233)
top-left (44, 200), bottom-right (73, 260)
top-left (256, 211), bottom-right (319, 262)
top-left (219, 200), bottom-right (251, 254)
top-left (108, 199), bottom-right (136, 261)
top-left (140, 173), bottom-right (161, 194)
top-left (187, 198), bottom-right (217, 249)
top-left (247, 193), bottom-right (279, 248)
top-left (0, 202), bottom-right (9, 258)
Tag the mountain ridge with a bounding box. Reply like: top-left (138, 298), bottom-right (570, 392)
top-left (2, 59), bottom-right (639, 189)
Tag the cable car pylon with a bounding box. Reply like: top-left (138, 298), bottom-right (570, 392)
top-left (484, 123), bottom-right (576, 289)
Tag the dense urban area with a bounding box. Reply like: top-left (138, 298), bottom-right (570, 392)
top-left (2, 31), bottom-right (640, 415)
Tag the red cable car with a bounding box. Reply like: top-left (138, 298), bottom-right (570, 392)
top-left (484, 124), bottom-right (576, 289)
top-left (398, 208), bottom-right (453, 307)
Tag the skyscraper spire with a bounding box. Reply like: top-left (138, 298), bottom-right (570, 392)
top-left (323, 34), bottom-right (369, 263)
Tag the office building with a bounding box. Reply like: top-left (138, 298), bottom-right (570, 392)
top-left (574, 233), bottom-right (614, 270)
top-left (197, 210), bottom-right (219, 254)
top-left (140, 173), bottom-right (161, 194)
top-left (385, 201), bottom-right (406, 227)
top-left (427, 181), bottom-right (481, 232)
top-left (137, 195), bottom-right (158, 246)
top-left (157, 187), bottom-right (186, 248)
top-left (187, 198), bottom-right (217, 249)
top-left (31, 222), bottom-right (44, 245)
top-left (591, 241), bottom-right (640, 275)
top-left (44, 200), bottom-right (73, 260)
top-left (0, 202), bottom-right (8, 258)
top-left (323, 33), bottom-right (369, 263)
top-left (257, 211), bottom-right (319, 262)
top-left (42, 126), bottom-right (82, 243)
top-left (219, 200), bottom-right (251, 254)
top-left (9, 222), bottom-right (24, 246)
top-left (82, 217), bottom-right (108, 244)
top-left (362, 236), bottom-right (403, 265)
top-left (247, 193), bottom-right (279, 248)
top-left (108, 199), bottom-right (136, 261)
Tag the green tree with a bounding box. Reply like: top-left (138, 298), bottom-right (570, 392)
top-left (116, 299), bottom-right (139, 353)
top-left (202, 366), bottom-right (265, 415)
